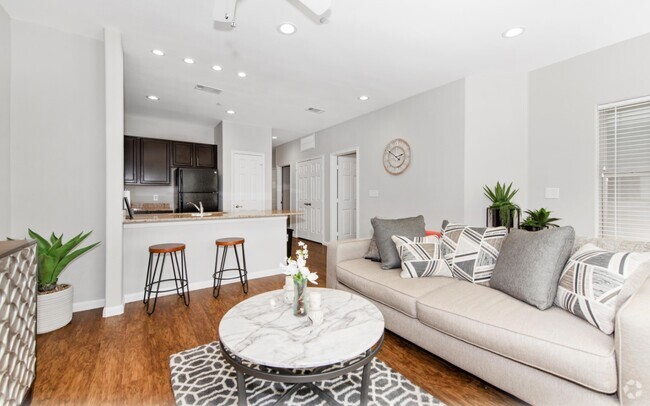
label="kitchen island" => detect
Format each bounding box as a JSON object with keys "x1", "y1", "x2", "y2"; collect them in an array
[{"x1": 122, "y1": 211, "x2": 301, "y2": 304}]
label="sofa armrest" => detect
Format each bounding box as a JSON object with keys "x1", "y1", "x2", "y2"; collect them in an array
[
  {"x1": 325, "y1": 238, "x2": 372, "y2": 289},
  {"x1": 616, "y1": 274, "x2": 650, "y2": 405}
]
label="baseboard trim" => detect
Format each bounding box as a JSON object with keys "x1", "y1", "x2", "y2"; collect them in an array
[
  {"x1": 102, "y1": 304, "x2": 125, "y2": 318},
  {"x1": 122, "y1": 268, "x2": 285, "y2": 304},
  {"x1": 73, "y1": 298, "x2": 106, "y2": 313}
]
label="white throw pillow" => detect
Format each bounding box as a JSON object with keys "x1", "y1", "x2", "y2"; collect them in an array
[
  {"x1": 391, "y1": 235, "x2": 453, "y2": 279},
  {"x1": 555, "y1": 243, "x2": 650, "y2": 334}
]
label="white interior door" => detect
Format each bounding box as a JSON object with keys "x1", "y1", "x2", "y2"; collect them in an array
[
  {"x1": 296, "y1": 157, "x2": 323, "y2": 242},
  {"x1": 337, "y1": 155, "x2": 357, "y2": 240},
  {"x1": 232, "y1": 152, "x2": 265, "y2": 212}
]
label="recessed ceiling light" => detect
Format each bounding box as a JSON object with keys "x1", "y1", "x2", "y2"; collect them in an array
[
  {"x1": 359, "y1": 95, "x2": 369, "y2": 101},
  {"x1": 146, "y1": 95, "x2": 159, "y2": 101},
  {"x1": 212, "y1": 65, "x2": 223, "y2": 71},
  {"x1": 278, "y1": 23, "x2": 297, "y2": 35},
  {"x1": 226, "y1": 110, "x2": 236, "y2": 115},
  {"x1": 502, "y1": 27, "x2": 525, "y2": 39},
  {"x1": 272, "y1": 136, "x2": 278, "y2": 140},
  {"x1": 183, "y1": 57, "x2": 195, "y2": 64},
  {"x1": 151, "y1": 49, "x2": 165, "y2": 56},
  {"x1": 237, "y1": 72, "x2": 247, "y2": 78}
]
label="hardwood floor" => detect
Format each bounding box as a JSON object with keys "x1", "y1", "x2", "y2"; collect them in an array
[{"x1": 32, "y1": 239, "x2": 523, "y2": 405}]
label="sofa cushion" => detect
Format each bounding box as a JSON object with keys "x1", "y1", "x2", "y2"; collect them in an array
[
  {"x1": 371, "y1": 215, "x2": 426, "y2": 269},
  {"x1": 336, "y1": 258, "x2": 455, "y2": 317},
  {"x1": 391, "y1": 235, "x2": 453, "y2": 279},
  {"x1": 555, "y1": 243, "x2": 650, "y2": 334},
  {"x1": 416, "y1": 282, "x2": 617, "y2": 393},
  {"x1": 440, "y1": 222, "x2": 508, "y2": 284}
]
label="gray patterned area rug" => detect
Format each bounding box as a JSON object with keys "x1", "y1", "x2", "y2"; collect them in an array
[{"x1": 170, "y1": 342, "x2": 443, "y2": 406}]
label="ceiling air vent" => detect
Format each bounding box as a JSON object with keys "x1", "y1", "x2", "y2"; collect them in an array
[
  {"x1": 306, "y1": 107, "x2": 325, "y2": 114},
  {"x1": 194, "y1": 84, "x2": 223, "y2": 95}
]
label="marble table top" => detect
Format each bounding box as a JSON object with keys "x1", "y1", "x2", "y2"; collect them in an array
[{"x1": 219, "y1": 288, "x2": 385, "y2": 369}]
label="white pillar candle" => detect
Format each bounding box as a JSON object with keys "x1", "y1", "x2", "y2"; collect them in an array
[
  {"x1": 284, "y1": 276, "x2": 294, "y2": 290},
  {"x1": 310, "y1": 292, "x2": 322, "y2": 309}
]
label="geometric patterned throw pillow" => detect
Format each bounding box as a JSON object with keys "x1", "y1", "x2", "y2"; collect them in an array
[
  {"x1": 392, "y1": 235, "x2": 453, "y2": 279},
  {"x1": 440, "y1": 222, "x2": 508, "y2": 285},
  {"x1": 555, "y1": 243, "x2": 650, "y2": 334}
]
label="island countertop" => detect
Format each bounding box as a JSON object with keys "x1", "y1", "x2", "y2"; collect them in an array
[{"x1": 123, "y1": 210, "x2": 302, "y2": 224}]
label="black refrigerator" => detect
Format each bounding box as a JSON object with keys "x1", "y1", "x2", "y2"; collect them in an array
[{"x1": 175, "y1": 168, "x2": 219, "y2": 213}]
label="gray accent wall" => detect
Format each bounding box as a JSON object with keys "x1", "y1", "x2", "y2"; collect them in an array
[
  {"x1": 9, "y1": 20, "x2": 106, "y2": 307},
  {"x1": 528, "y1": 32, "x2": 650, "y2": 236},
  {"x1": 275, "y1": 79, "x2": 466, "y2": 240},
  {"x1": 0, "y1": 5, "x2": 10, "y2": 238}
]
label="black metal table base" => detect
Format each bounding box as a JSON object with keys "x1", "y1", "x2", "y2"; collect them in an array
[{"x1": 220, "y1": 333, "x2": 384, "y2": 406}]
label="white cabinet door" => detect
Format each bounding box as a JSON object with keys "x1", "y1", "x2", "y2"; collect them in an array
[
  {"x1": 296, "y1": 157, "x2": 323, "y2": 242},
  {"x1": 337, "y1": 156, "x2": 357, "y2": 240},
  {"x1": 232, "y1": 152, "x2": 265, "y2": 212}
]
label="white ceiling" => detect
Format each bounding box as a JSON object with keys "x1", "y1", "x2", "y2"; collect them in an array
[{"x1": 2, "y1": 0, "x2": 650, "y2": 146}]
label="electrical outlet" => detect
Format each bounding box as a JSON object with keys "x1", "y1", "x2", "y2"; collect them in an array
[
  {"x1": 368, "y1": 190, "x2": 379, "y2": 198},
  {"x1": 153, "y1": 194, "x2": 159, "y2": 201}
]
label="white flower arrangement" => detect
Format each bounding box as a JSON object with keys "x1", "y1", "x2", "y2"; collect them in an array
[{"x1": 281, "y1": 241, "x2": 318, "y2": 284}]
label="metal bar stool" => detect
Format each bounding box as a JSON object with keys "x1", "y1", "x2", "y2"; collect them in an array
[
  {"x1": 213, "y1": 238, "x2": 249, "y2": 298},
  {"x1": 143, "y1": 243, "x2": 190, "y2": 315}
]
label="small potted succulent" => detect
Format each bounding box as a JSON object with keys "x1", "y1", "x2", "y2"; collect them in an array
[
  {"x1": 28, "y1": 229, "x2": 100, "y2": 334},
  {"x1": 520, "y1": 208, "x2": 561, "y2": 231},
  {"x1": 483, "y1": 182, "x2": 521, "y2": 229}
]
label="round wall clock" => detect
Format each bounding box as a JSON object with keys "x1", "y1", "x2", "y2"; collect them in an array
[{"x1": 383, "y1": 138, "x2": 411, "y2": 175}]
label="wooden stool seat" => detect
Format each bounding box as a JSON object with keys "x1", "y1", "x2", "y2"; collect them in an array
[
  {"x1": 215, "y1": 238, "x2": 245, "y2": 247},
  {"x1": 149, "y1": 243, "x2": 186, "y2": 254}
]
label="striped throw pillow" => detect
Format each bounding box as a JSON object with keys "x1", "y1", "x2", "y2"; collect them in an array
[
  {"x1": 391, "y1": 235, "x2": 453, "y2": 279},
  {"x1": 555, "y1": 243, "x2": 650, "y2": 334}
]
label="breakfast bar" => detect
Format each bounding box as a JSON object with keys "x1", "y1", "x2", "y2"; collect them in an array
[{"x1": 122, "y1": 211, "x2": 301, "y2": 304}]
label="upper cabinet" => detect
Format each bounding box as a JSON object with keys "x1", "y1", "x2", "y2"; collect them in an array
[
  {"x1": 125, "y1": 136, "x2": 218, "y2": 185},
  {"x1": 124, "y1": 136, "x2": 139, "y2": 184},
  {"x1": 140, "y1": 138, "x2": 171, "y2": 185},
  {"x1": 195, "y1": 143, "x2": 217, "y2": 168}
]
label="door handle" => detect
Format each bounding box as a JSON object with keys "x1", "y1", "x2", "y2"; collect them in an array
[
  {"x1": 235, "y1": 205, "x2": 243, "y2": 208},
  {"x1": 304, "y1": 202, "x2": 312, "y2": 206}
]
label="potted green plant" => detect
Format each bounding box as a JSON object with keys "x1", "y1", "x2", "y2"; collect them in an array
[
  {"x1": 520, "y1": 208, "x2": 561, "y2": 231},
  {"x1": 483, "y1": 182, "x2": 521, "y2": 229},
  {"x1": 28, "y1": 229, "x2": 100, "y2": 334}
]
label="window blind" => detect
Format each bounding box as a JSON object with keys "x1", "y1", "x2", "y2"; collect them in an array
[{"x1": 598, "y1": 97, "x2": 650, "y2": 240}]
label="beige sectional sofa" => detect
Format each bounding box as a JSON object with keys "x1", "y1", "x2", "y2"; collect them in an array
[{"x1": 326, "y1": 237, "x2": 650, "y2": 405}]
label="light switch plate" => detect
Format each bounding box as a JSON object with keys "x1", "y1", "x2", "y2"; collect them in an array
[
  {"x1": 544, "y1": 187, "x2": 560, "y2": 199},
  {"x1": 368, "y1": 190, "x2": 379, "y2": 198},
  {"x1": 153, "y1": 194, "x2": 159, "y2": 201}
]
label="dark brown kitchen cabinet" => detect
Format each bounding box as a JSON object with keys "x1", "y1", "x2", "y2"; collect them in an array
[
  {"x1": 172, "y1": 141, "x2": 194, "y2": 167},
  {"x1": 195, "y1": 144, "x2": 217, "y2": 168},
  {"x1": 140, "y1": 138, "x2": 171, "y2": 185},
  {"x1": 124, "y1": 136, "x2": 139, "y2": 184}
]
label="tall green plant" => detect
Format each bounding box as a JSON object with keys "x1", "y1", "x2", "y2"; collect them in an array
[
  {"x1": 28, "y1": 229, "x2": 100, "y2": 292},
  {"x1": 483, "y1": 182, "x2": 520, "y2": 228}
]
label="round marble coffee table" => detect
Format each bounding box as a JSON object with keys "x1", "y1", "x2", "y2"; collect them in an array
[{"x1": 219, "y1": 288, "x2": 385, "y2": 405}]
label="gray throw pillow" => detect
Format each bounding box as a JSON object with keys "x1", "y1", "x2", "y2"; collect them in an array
[
  {"x1": 490, "y1": 227, "x2": 575, "y2": 310},
  {"x1": 364, "y1": 237, "x2": 381, "y2": 262},
  {"x1": 371, "y1": 215, "x2": 426, "y2": 269}
]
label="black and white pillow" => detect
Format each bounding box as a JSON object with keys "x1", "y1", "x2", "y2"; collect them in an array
[
  {"x1": 555, "y1": 243, "x2": 650, "y2": 334},
  {"x1": 440, "y1": 222, "x2": 508, "y2": 285},
  {"x1": 391, "y1": 235, "x2": 453, "y2": 279}
]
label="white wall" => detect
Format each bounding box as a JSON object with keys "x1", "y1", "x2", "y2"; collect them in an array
[
  {"x1": 528, "y1": 32, "x2": 650, "y2": 237},
  {"x1": 464, "y1": 72, "x2": 529, "y2": 225},
  {"x1": 275, "y1": 80, "x2": 466, "y2": 240},
  {"x1": 219, "y1": 121, "x2": 273, "y2": 211},
  {"x1": 9, "y1": 20, "x2": 106, "y2": 308},
  {"x1": 0, "y1": 6, "x2": 10, "y2": 238},
  {"x1": 125, "y1": 114, "x2": 216, "y2": 144}
]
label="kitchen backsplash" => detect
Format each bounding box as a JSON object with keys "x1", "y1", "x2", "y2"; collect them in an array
[{"x1": 125, "y1": 185, "x2": 175, "y2": 209}]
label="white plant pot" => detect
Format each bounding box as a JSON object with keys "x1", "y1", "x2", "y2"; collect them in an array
[{"x1": 37, "y1": 284, "x2": 73, "y2": 334}]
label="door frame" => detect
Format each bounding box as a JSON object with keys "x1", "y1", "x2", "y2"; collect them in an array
[
  {"x1": 294, "y1": 155, "x2": 325, "y2": 243},
  {"x1": 329, "y1": 147, "x2": 360, "y2": 242},
  {"x1": 230, "y1": 150, "x2": 266, "y2": 211}
]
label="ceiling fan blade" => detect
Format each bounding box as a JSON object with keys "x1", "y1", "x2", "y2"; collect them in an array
[{"x1": 296, "y1": 0, "x2": 331, "y2": 16}]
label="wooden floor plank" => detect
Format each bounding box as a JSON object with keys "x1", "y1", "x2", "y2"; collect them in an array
[{"x1": 32, "y1": 239, "x2": 523, "y2": 405}]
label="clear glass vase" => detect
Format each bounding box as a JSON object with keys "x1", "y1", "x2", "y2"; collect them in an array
[{"x1": 293, "y1": 278, "x2": 308, "y2": 317}]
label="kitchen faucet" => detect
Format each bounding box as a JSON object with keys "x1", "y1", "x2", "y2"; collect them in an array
[{"x1": 188, "y1": 201, "x2": 203, "y2": 215}]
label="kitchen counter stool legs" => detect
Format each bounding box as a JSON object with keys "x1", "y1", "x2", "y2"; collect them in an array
[
  {"x1": 213, "y1": 238, "x2": 249, "y2": 298},
  {"x1": 143, "y1": 243, "x2": 190, "y2": 315}
]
